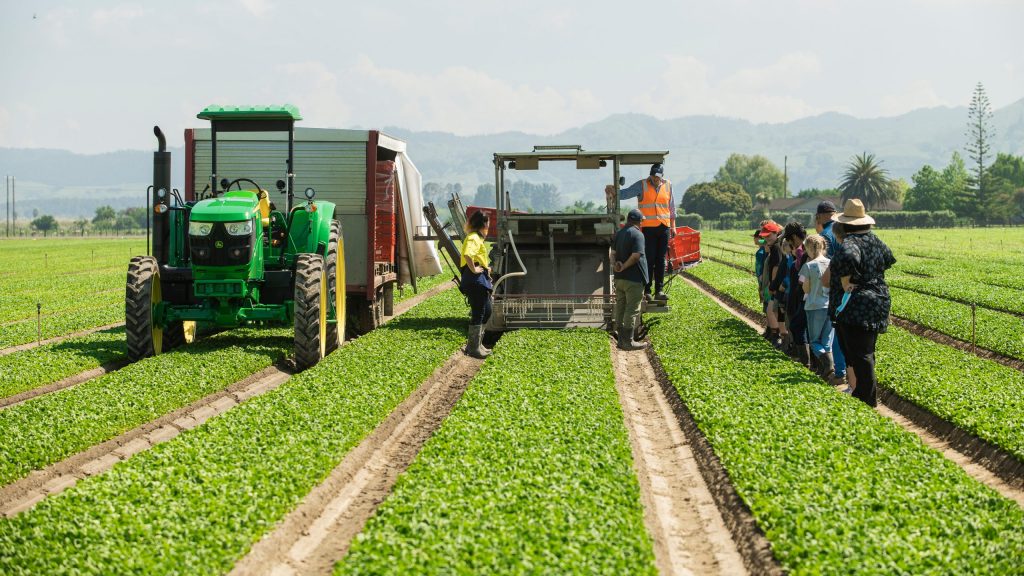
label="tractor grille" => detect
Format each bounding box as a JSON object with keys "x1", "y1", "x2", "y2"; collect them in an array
[{"x1": 190, "y1": 223, "x2": 254, "y2": 266}]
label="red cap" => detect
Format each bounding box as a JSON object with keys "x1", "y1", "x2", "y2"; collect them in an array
[{"x1": 758, "y1": 222, "x2": 783, "y2": 237}]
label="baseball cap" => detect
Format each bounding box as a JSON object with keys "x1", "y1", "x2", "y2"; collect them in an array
[
  {"x1": 627, "y1": 208, "x2": 644, "y2": 222},
  {"x1": 650, "y1": 163, "x2": 664, "y2": 177},
  {"x1": 816, "y1": 200, "x2": 837, "y2": 215},
  {"x1": 757, "y1": 221, "x2": 783, "y2": 237}
]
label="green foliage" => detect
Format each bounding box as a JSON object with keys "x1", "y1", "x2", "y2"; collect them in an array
[
  {"x1": 0, "y1": 291, "x2": 467, "y2": 575},
  {"x1": 337, "y1": 329, "x2": 656, "y2": 575},
  {"x1": 965, "y1": 82, "x2": 995, "y2": 223},
  {"x1": 682, "y1": 181, "x2": 752, "y2": 219},
  {"x1": 649, "y1": 278, "x2": 1024, "y2": 574},
  {"x1": 796, "y1": 187, "x2": 839, "y2": 199},
  {"x1": 0, "y1": 328, "x2": 126, "y2": 400},
  {"x1": 675, "y1": 212, "x2": 703, "y2": 229},
  {"x1": 714, "y1": 153, "x2": 786, "y2": 199},
  {"x1": 870, "y1": 210, "x2": 957, "y2": 228},
  {"x1": 0, "y1": 328, "x2": 293, "y2": 486},
  {"x1": 838, "y1": 152, "x2": 897, "y2": 210},
  {"x1": 30, "y1": 215, "x2": 57, "y2": 236},
  {"x1": 0, "y1": 238, "x2": 144, "y2": 347},
  {"x1": 92, "y1": 205, "x2": 116, "y2": 225}
]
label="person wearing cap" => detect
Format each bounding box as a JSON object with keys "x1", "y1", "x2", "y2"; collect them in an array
[
  {"x1": 611, "y1": 209, "x2": 649, "y2": 350},
  {"x1": 815, "y1": 200, "x2": 847, "y2": 386},
  {"x1": 781, "y1": 222, "x2": 810, "y2": 367},
  {"x1": 757, "y1": 220, "x2": 786, "y2": 346},
  {"x1": 606, "y1": 163, "x2": 675, "y2": 302},
  {"x1": 827, "y1": 199, "x2": 896, "y2": 407}
]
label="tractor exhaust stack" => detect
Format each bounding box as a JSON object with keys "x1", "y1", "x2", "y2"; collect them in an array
[{"x1": 152, "y1": 126, "x2": 172, "y2": 265}]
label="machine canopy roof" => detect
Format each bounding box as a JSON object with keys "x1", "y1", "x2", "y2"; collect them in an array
[{"x1": 197, "y1": 104, "x2": 302, "y2": 122}]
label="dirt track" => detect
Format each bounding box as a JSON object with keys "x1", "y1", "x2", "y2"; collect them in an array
[
  {"x1": 229, "y1": 351, "x2": 482, "y2": 576},
  {"x1": 611, "y1": 343, "x2": 749, "y2": 576}
]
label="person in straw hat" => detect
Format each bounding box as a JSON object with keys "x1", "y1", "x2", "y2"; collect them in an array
[{"x1": 825, "y1": 199, "x2": 896, "y2": 406}]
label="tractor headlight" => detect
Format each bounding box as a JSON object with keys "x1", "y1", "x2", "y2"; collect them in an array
[
  {"x1": 225, "y1": 220, "x2": 253, "y2": 236},
  {"x1": 189, "y1": 221, "x2": 213, "y2": 236}
]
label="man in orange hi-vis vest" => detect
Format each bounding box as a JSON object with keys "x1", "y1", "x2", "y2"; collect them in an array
[{"x1": 605, "y1": 163, "x2": 675, "y2": 302}]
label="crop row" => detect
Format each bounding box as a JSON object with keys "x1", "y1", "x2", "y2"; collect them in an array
[
  {"x1": 0, "y1": 327, "x2": 293, "y2": 486},
  {"x1": 0, "y1": 289, "x2": 467, "y2": 575},
  {"x1": 0, "y1": 327, "x2": 126, "y2": 400},
  {"x1": 1, "y1": 284, "x2": 122, "y2": 325},
  {"x1": 0, "y1": 300, "x2": 124, "y2": 348},
  {"x1": 688, "y1": 260, "x2": 1024, "y2": 470},
  {"x1": 338, "y1": 329, "x2": 656, "y2": 575},
  {"x1": 693, "y1": 249, "x2": 1024, "y2": 361},
  {"x1": 649, "y1": 279, "x2": 1024, "y2": 573},
  {"x1": 0, "y1": 238, "x2": 144, "y2": 273}
]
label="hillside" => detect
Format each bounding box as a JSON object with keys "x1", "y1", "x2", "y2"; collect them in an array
[{"x1": 1, "y1": 98, "x2": 1022, "y2": 218}]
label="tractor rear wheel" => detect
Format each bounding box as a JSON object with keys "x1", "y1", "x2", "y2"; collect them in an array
[
  {"x1": 294, "y1": 253, "x2": 328, "y2": 371},
  {"x1": 324, "y1": 220, "x2": 345, "y2": 354},
  {"x1": 126, "y1": 256, "x2": 163, "y2": 360}
]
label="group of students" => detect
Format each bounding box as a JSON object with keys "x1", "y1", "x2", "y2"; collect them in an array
[{"x1": 754, "y1": 199, "x2": 896, "y2": 407}]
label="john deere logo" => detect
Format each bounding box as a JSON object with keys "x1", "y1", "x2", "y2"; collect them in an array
[{"x1": 215, "y1": 240, "x2": 224, "y2": 249}]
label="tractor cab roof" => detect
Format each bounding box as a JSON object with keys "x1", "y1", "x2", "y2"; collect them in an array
[
  {"x1": 198, "y1": 105, "x2": 302, "y2": 133},
  {"x1": 198, "y1": 104, "x2": 302, "y2": 121},
  {"x1": 493, "y1": 145, "x2": 668, "y2": 170}
]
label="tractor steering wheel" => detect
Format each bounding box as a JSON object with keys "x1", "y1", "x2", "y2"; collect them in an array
[{"x1": 223, "y1": 178, "x2": 265, "y2": 193}]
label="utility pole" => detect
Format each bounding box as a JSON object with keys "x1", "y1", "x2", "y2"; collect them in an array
[
  {"x1": 10, "y1": 176, "x2": 15, "y2": 236},
  {"x1": 783, "y1": 156, "x2": 788, "y2": 198},
  {"x1": 5, "y1": 175, "x2": 9, "y2": 236}
]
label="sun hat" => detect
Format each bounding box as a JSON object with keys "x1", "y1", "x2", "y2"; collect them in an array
[
  {"x1": 832, "y1": 198, "x2": 875, "y2": 226},
  {"x1": 757, "y1": 221, "x2": 783, "y2": 237}
]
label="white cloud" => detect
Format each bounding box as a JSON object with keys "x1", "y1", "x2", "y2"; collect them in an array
[
  {"x1": 633, "y1": 53, "x2": 822, "y2": 123},
  {"x1": 880, "y1": 81, "x2": 950, "y2": 115},
  {"x1": 279, "y1": 62, "x2": 351, "y2": 126},
  {"x1": 337, "y1": 56, "x2": 604, "y2": 135},
  {"x1": 91, "y1": 4, "x2": 145, "y2": 28},
  {"x1": 238, "y1": 0, "x2": 273, "y2": 17}
]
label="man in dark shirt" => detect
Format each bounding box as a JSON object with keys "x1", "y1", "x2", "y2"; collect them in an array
[{"x1": 611, "y1": 209, "x2": 649, "y2": 350}]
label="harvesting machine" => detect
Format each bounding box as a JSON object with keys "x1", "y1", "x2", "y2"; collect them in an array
[
  {"x1": 424, "y1": 145, "x2": 701, "y2": 336},
  {"x1": 128, "y1": 105, "x2": 344, "y2": 370}
]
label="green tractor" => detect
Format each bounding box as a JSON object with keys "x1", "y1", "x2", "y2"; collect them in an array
[{"x1": 127, "y1": 105, "x2": 345, "y2": 370}]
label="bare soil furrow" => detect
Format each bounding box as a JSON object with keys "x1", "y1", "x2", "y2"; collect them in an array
[
  {"x1": 612, "y1": 343, "x2": 748, "y2": 576},
  {"x1": 229, "y1": 351, "x2": 482, "y2": 576}
]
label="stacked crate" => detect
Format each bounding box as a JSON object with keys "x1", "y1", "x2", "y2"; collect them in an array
[{"x1": 373, "y1": 160, "x2": 397, "y2": 262}]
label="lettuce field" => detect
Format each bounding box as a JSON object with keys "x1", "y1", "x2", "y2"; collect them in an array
[{"x1": 0, "y1": 232, "x2": 1021, "y2": 575}]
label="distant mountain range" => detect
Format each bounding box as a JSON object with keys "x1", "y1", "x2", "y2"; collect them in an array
[{"x1": 2, "y1": 98, "x2": 1022, "y2": 219}]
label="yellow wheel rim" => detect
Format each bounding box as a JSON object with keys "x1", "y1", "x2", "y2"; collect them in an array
[
  {"x1": 183, "y1": 321, "x2": 197, "y2": 344},
  {"x1": 318, "y1": 267, "x2": 328, "y2": 360}
]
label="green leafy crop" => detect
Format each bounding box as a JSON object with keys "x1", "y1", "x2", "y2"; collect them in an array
[{"x1": 337, "y1": 329, "x2": 657, "y2": 575}]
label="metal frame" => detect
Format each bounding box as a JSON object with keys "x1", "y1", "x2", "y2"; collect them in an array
[{"x1": 488, "y1": 146, "x2": 669, "y2": 330}]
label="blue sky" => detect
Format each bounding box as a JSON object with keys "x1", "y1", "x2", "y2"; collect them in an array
[{"x1": 0, "y1": 0, "x2": 1021, "y2": 153}]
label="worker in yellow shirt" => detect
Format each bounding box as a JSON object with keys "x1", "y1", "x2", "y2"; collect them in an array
[{"x1": 460, "y1": 210, "x2": 493, "y2": 358}]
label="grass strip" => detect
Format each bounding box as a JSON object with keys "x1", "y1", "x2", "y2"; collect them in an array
[
  {"x1": 0, "y1": 327, "x2": 292, "y2": 486},
  {"x1": 0, "y1": 328, "x2": 126, "y2": 400},
  {"x1": 0, "y1": 290, "x2": 466, "y2": 575},
  {"x1": 649, "y1": 278, "x2": 1024, "y2": 573},
  {"x1": 337, "y1": 329, "x2": 657, "y2": 575}
]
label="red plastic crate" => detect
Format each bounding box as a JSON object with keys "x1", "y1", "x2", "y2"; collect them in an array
[{"x1": 668, "y1": 226, "x2": 701, "y2": 269}]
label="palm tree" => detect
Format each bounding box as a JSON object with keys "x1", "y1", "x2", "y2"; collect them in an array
[{"x1": 838, "y1": 152, "x2": 897, "y2": 210}]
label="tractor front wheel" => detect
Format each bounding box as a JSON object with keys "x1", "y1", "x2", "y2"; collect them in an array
[
  {"x1": 294, "y1": 253, "x2": 328, "y2": 371},
  {"x1": 126, "y1": 256, "x2": 164, "y2": 360}
]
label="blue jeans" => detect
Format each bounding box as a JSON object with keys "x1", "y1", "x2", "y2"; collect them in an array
[
  {"x1": 832, "y1": 324, "x2": 847, "y2": 377},
  {"x1": 805, "y1": 308, "x2": 833, "y2": 357}
]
